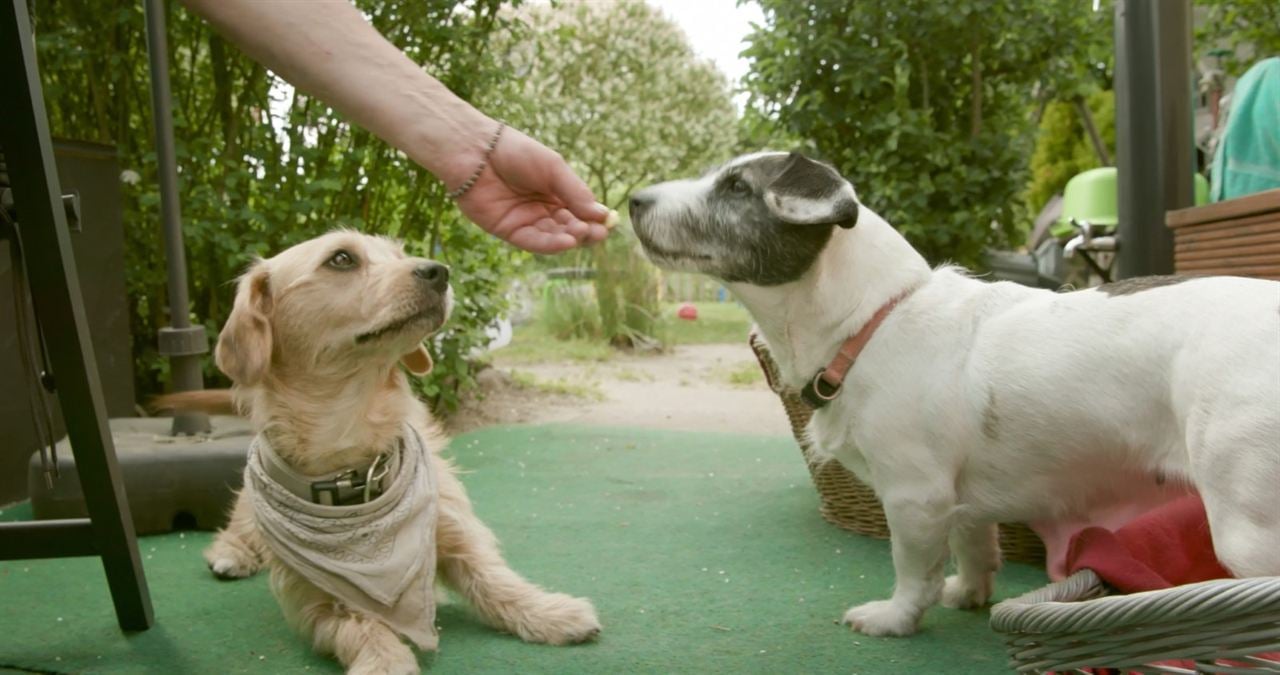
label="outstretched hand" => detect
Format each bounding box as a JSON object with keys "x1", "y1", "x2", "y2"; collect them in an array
[{"x1": 455, "y1": 127, "x2": 611, "y2": 254}]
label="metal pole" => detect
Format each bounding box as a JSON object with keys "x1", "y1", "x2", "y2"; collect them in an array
[
  {"x1": 1114, "y1": 0, "x2": 1194, "y2": 279},
  {"x1": 143, "y1": 0, "x2": 209, "y2": 435}
]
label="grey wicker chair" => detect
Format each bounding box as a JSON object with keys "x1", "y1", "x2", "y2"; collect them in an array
[{"x1": 990, "y1": 569, "x2": 1280, "y2": 673}]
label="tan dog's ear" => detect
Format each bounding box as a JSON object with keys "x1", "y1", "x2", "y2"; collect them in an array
[
  {"x1": 215, "y1": 265, "x2": 273, "y2": 385},
  {"x1": 399, "y1": 343, "x2": 433, "y2": 376}
]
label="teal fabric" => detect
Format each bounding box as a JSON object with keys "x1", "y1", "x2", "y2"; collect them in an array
[{"x1": 1211, "y1": 57, "x2": 1280, "y2": 201}]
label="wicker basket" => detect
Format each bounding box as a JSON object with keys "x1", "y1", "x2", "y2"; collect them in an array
[
  {"x1": 990, "y1": 569, "x2": 1280, "y2": 673},
  {"x1": 749, "y1": 330, "x2": 1046, "y2": 565}
]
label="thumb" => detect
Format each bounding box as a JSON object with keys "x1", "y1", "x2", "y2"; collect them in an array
[{"x1": 548, "y1": 161, "x2": 609, "y2": 223}]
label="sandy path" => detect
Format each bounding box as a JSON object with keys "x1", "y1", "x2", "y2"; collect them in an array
[{"x1": 451, "y1": 344, "x2": 792, "y2": 437}]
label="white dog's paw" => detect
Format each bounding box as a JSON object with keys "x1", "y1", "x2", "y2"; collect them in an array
[
  {"x1": 841, "y1": 600, "x2": 920, "y2": 637},
  {"x1": 510, "y1": 593, "x2": 602, "y2": 646},
  {"x1": 941, "y1": 574, "x2": 992, "y2": 610},
  {"x1": 346, "y1": 641, "x2": 419, "y2": 675},
  {"x1": 203, "y1": 540, "x2": 261, "y2": 580}
]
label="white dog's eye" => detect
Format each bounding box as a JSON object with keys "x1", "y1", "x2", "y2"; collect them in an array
[
  {"x1": 327, "y1": 250, "x2": 357, "y2": 270},
  {"x1": 728, "y1": 177, "x2": 752, "y2": 196}
]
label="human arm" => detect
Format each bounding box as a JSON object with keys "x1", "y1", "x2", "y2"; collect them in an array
[{"x1": 179, "y1": 0, "x2": 609, "y2": 253}]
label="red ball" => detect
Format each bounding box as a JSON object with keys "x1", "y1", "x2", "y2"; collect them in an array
[{"x1": 677, "y1": 303, "x2": 698, "y2": 320}]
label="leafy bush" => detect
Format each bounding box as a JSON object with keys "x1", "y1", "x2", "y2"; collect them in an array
[
  {"x1": 494, "y1": 0, "x2": 735, "y2": 348},
  {"x1": 32, "y1": 0, "x2": 524, "y2": 412},
  {"x1": 537, "y1": 224, "x2": 667, "y2": 349},
  {"x1": 1025, "y1": 90, "x2": 1116, "y2": 215},
  {"x1": 590, "y1": 226, "x2": 666, "y2": 348},
  {"x1": 540, "y1": 276, "x2": 602, "y2": 341},
  {"x1": 1196, "y1": 0, "x2": 1280, "y2": 77},
  {"x1": 495, "y1": 0, "x2": 738, "y2": 210},
  {"x1": 744, "y1": 1, "x2": 1112, "y2": 265}
]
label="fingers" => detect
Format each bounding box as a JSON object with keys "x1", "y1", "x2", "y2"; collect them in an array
[
  {"x1": 553, "y1": 208, "x2": 590, "y2": 240},
  {"x1": 507, "y1": 225, "x2": 579, "y2": 254},
  {"x1": 584, "y1": 223, "x2": 609, "y2": 243},
  {"x1": 558, "y1": 215, "x2": 609, "y2": 247},
  {"x1": 546, "y1": 161, "x2": 609, "y2": 224}
]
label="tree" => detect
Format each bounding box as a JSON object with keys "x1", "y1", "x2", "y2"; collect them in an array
[
  {"x1": 492, "y1": 0, "x2": 738, "y2": 346},
  {"x1": 1197, "y1": 0, "x2": 1280, "y2": 77},
  {"x1": 1025, "y1": 90, "x2": 1116, "y2": 215},
  {"x1": 32, "y1": 0, "x2": 523, "y2": 411},
  {"x1": 493, "y1": 0, "x2": 738, "y2": 210},
  {"x1": 744, "y1": 0, "x2": 1112, "y2": 266}
]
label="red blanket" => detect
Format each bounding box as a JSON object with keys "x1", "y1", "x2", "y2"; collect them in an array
[
  {"x1": 1064, "y1": 495, "x2": 1231, "y2": 592},
  {"x1": 1053, "y1": 495, "x2": 1278, "y2": 673}
]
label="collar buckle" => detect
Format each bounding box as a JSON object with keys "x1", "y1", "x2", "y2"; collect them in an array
[
  {"x1": 802, "y1": 371, "x2": 843, "y2": 409},
  {"x1": 798, "y1": 287, "x2": 918, "y2": 410},
  {"x1": 309, "y1": 453, "x2": 391, "y2": 506}
]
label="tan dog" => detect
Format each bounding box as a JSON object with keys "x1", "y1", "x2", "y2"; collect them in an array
[{"x1": 165, "y1": 231, "x2": 599, "y2": 674}]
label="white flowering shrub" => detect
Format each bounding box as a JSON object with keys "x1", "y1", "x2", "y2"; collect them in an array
[{"x1": 489, "y1": 0, "x2": 739, "y2": 347}]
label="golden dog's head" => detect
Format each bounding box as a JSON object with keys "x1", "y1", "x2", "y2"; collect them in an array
[{"x1": 216, "y1": 230, "x2": 451, "y2": 385}]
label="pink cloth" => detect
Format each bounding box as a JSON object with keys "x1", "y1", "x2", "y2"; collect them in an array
[
  {"x1": 1031, "y1": 477, "x2": 1194, "y2": 581},
  {"x1": 1040, "y1": 495, "x2": 1278, "y2": 673},
  {"x1": 1062, "y1": 495, "x2": 1231, "y2": 592}
]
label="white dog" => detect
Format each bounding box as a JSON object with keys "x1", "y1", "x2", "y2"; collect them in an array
[
  {"x1": 629, "y1": 152, "x2": 1280, "y2": 637},
  {"x1": 163, "y1": 231, "x2": 600, "y2": 674}
]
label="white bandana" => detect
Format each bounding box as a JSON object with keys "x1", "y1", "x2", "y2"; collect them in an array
[{"x1": 245, "y1": 425, "x2": 438, "y2": 650}]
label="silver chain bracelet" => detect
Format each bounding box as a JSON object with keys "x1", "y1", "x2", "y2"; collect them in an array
[{"x1": 446, "y1": 122, "x2": 505, "y2": 200}]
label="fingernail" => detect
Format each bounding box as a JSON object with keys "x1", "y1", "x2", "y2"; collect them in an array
[{"x1": 591, "y1": 201, "x2": 610, "y2": 217}]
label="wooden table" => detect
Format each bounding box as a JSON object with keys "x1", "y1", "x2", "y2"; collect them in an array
[{"x1": 1166, "y1": 188, "x2": 1280, "y2": 280}]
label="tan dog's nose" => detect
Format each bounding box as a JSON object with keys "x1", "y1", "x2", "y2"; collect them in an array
[{"x1": 413, "y1": 262, "x2": 449, "y2": 293}]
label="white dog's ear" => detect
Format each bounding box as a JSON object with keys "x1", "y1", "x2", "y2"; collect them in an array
[
  {"x1": 399, "y1": 343, "x2": 433, "y2": 376},
  {"x1": 763, "y1": 152, "x2": 859, "y2": 228},
  {"x1": 215, "y1": 264, "x2": 273, "y2": 385}
]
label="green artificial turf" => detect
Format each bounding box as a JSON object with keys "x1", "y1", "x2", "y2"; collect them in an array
[{"x1": 0, "y1": 425, "x2": 1046, "y2": 673}]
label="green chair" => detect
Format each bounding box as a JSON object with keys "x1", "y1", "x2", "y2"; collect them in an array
[{"x1": 1054, "y1": 167, "x2": 1208, "y2": 281}]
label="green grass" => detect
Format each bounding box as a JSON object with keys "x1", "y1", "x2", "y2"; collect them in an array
[
  {"x1": 494, "y1": 302, "x2": 752, "y2": 366},
  {"x1": 663, "y1": 302, "x2": 753, "y2": 345},
  {"x1": 718, "y1": 361, "x2": 765, "y2": 388},
  {"x1": 510, "y1": 370, "x2": 604, "y2": 400},
  {"x1": 614, "y1": 368, "x2": 655, "y2": 383},
  {"x1": 496, "y1": 322, "x2": 615, "y2": 365}
]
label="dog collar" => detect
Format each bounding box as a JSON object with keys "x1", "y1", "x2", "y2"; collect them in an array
[
  {"x1": 256, "y1": 435, "x2": 402, "y2": 507},
  {"x1": 801, "y1": 290, "x2": 914, "y2": 409}
]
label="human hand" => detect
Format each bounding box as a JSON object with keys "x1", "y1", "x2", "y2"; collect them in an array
[{"x1": 454, "y1": 126, "x2": 611, "y2": 254}]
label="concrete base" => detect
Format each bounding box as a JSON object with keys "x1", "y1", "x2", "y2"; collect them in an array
[{"x1": 27, "y1": 416, "x2": 251, "y2": 534}]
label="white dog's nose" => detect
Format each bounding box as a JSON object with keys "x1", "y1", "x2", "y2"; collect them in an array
[{"x1": 629, "y1": 192, "x2": 655, "y2": 221}]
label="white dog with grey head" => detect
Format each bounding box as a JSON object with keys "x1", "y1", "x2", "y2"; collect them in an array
[{"x1": 629, "y1": 151, "x2": 1280, "y2": 637}]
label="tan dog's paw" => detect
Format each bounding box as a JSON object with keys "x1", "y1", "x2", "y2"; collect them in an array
[
  {"x1": 345, "y1": 641, "x2": 418, "y2": 675},
  {"x1": 203, "y1": 538, "x2": 262, "y2": 580},
  {"x1": 511, "y1": 593, "x2": 602, "y2": 645},
  {"x1": 941, "y1": 574, "x2": 992, "y2": 609},
  {"x1": 841, "y1": 600, "x2": 920, "y2": 637}
]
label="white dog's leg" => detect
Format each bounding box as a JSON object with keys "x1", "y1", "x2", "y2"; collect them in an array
[
  {"x1": 843, "y1": 485, "x2": 953, "y2": 637},
  {"x1": 1192, "y1": 410, "x2": 1280, "y2": 579},
  {"x1": 942, "y1": 521, "x2": 999, "y2": 609},
  {"x1": 435, "y1": 463, "x2": 601, "y2": 645},
  {"x1": 272, "y1": 565, "x2": 419, "y2": 675},
  {"x1": 204, "y1": 487, "x2": 268, "y2": 579}
]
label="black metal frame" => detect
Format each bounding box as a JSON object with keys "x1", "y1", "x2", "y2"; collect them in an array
[{"x1": 0, "y1": 0, "x2": 153, "y2": 632}]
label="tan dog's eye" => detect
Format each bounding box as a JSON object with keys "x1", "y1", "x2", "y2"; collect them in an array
[{"x1": 326, "y1": 249, "x2": 358, "y2": 270}]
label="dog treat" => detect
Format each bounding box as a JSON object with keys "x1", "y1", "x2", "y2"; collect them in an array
[{"x1": 604, "y1": 209, "x2": 619, "y2": 229}]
